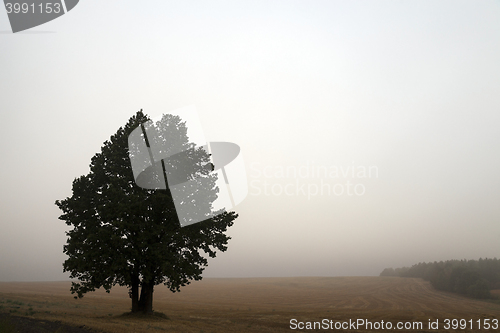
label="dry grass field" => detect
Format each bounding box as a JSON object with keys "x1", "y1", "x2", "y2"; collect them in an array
[{"x1": 0, "y1": 277, "x2": 499, "y2": 332}]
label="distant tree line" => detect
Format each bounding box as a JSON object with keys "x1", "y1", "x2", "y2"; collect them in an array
[{"x1": 380, "y1": 258, "x2": 500, "y2": 299}]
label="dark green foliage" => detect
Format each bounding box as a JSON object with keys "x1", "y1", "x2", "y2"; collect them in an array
[
  {"x1": 379, "y1": 268, "x2": 396, "y2": 276},
  {"x1": 381, "y1": 258, "x2": 500, "y2": 299},
  {"x1": 379, "y1": 267, "x2": 409, "y2": 277},
  {"x1": 56, "y1": 110, "x2": 237, "y2": 313}
]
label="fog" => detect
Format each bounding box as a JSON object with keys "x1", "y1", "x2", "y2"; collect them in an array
[{"x1": 0, "y1": 0, "x2": 499, "y2": 281}]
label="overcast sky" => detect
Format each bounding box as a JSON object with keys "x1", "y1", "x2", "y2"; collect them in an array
[{"x1": 1, "y1": 0, "x2": 499, "y2": 282}]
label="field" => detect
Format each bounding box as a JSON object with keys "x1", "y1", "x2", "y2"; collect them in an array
[{"x1": 0, "y1": 277, "x2": 499, "y2": 332}]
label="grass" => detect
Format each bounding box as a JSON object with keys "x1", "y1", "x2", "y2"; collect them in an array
[
  {"x1": 0, "y1": 318, "x2": 16, "y2": 333},
  {"x1": 119, "y1": 311, "x2": 169, "y2": 320},
  {"x1": 0, "y1": 278, "x2": 499, "y2": 332}
]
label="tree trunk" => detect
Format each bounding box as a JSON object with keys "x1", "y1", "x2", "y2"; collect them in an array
[
  {"x1": 138, "y1": 280, "x2": 154, "y2": 313},
  {"x1": 130, "y1": 275, "x2": 140, "y2": 313}
]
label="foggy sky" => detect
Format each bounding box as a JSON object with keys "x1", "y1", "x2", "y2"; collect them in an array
[{"x1": 1, "y1": 0, "x2": 499, "y2": 282}]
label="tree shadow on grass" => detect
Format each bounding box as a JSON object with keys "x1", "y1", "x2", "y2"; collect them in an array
[{"x1": 118, "y1": 311, "x2": 170, "y2": 321}]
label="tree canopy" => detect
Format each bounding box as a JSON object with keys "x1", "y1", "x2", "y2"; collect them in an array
[
  {"x1": 380, "y1": 258, "x2": 500, "y2": 299},
  {"x1": 56, "y1": 110, "x2": 237, "y2": 313}
]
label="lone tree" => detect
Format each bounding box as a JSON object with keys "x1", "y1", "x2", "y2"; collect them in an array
[{"x1": 56, "y1": 110, "x2": 237, "y2": 313}]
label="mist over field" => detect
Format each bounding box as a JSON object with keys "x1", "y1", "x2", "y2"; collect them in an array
[
  {"x1": 2, "y1": 277, "x2": 499, "y2": 332},
  {"x1": 1, "y1": 0, "x2": 500, "y2": 282}
]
